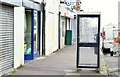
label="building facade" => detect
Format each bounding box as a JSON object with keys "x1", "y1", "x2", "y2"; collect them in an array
[
  {"x1": 0, "y1": 0, "x2": 42, "y2": 76},
  {"x1": 0, "y1": 0, "x2": 77, "y2": 76},
  {"x1": 0, "y1": 0, "x2": 22, "y2": 76},
  {"x1": 59, "y1": 1, "x2": 76, "y2": 49},
  {"x1": 41, "y1": 0, "x2": 60, "y2": 55}
]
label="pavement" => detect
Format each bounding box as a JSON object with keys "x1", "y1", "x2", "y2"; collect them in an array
[
  {"x1": 103, "y1": 53, "x2": 120, "y2": 77},
  {"x1": 10, "y1": 44, "x2": 109, "y2": 76}
]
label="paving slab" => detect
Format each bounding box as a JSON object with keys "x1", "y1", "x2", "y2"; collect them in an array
[{"x1": 10, "y1": 44, "x2": 108, "y2": 76}]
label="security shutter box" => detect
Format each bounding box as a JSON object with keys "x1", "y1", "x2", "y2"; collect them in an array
[{"x1": 0, "y1": 4, "x2": 14, "y2": 76}]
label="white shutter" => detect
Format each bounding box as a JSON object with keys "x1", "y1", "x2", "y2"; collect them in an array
[{"x1": 0, "y1": 4, "x2": 14, "y2": 76}]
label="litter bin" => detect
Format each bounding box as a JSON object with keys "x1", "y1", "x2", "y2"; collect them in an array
[{"x1": 65, "y1": 30, "x2": 72, "y2": 45}]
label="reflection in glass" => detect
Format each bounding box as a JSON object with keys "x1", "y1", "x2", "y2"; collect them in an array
[
  {"x1": 79, "y1": 47, "x2": 97, "y2": 66},
  {"x1": 79, "y1": 17, "x2": 98, "y2": 43},
  {"x1": 24, "y1": 10, "x2": 32, "y2": 54},
  {"x1": 34, "y1": 11, "x2": 39, "y2": 54}
]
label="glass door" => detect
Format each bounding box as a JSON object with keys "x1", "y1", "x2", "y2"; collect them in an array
[
  {"x1": 34, "y1": 11, "x2": 38, "y2": 54},
  {"x1": 34, "y1": 10, "x2": 40, "y2": 58}
]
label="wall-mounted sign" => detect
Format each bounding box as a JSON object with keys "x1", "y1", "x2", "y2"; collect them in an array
[
  {"x1": 60, "y1": 6, "x2": 74, "y2": 19},
  {"x1": 65, "y1": 1, "x2": 71, "y2": 6},
  {"x1": 65, "y1": 0, "x2": 76, "y2": 6},
  {"x1": 76, "y1": 0, "x2": 80, "y2": 2},
  {"x1": 76, "y1": 2, "x2": 80, "y2": 6}
]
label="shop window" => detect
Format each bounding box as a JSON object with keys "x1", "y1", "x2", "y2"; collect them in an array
[
  {"x1": 24, "y1": 10, "x2": 32, "y2": 54},
  {"x1": 34, "y1": 11, "x2": 39, "y2": 54}
]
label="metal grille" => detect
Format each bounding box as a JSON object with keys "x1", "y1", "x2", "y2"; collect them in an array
[{"x1": 0, "y1": 4, "x2": 14, "y2": 76}]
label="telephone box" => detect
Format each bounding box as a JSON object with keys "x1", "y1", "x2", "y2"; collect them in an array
[{"x1": 77, "y1": 13, "x2": 100, "y2": 70}]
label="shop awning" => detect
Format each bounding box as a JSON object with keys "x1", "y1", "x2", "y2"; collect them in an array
[{"x1": 60, "y1": 5, "x2": 76, "y2": 19}]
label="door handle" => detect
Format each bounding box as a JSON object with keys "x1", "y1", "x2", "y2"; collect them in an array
[{"x1": 94, "y1": 35, "x2": 96, "y2": 40}]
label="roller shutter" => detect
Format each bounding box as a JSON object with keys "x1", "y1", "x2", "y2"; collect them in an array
[{"x1": 0, "y1": 4, "x2": 14, "y2": 76}]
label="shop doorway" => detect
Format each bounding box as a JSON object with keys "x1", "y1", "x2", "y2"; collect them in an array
[{"x1": 24, "y1": 10, "x2": 41, "y2": 60}]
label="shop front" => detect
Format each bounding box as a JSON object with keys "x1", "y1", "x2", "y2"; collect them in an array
[
  {"x1": 0, "y1": 0, "x2": 21, "y2": 76},
  {"x1": 23, "y1": 0, "x2": 41, "y2": 60},
  {"x1": 60, "y1": 16, "x2": 66, "y2": 49},
  {"x1": 59, "y1": 6, "x2": 75, "y2": 49}
]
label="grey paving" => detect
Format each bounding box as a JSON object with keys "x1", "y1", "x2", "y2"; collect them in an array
[
  {"x1": 104, "y1": 54, "x2": 119, "y2": 77},
  {"x1": 11, "y1": 44, "x2": 108, "y2": 76}
]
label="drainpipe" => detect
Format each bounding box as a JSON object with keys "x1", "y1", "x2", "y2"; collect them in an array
[
  {"x1": 41, "y1": 1, "x2": 46, "y2": 56},
  {"x1": 58, "y1": 8, "x2": 61, "y2": 49}
]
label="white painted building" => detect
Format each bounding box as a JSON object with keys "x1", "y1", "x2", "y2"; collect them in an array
[
  {"x1": 0, "y1": 0, "x2": 23, "y2": 76},
  {"x1": 59, "y1": 0, "x2": 76, "y2": 48},
  {"x1": 0, "y1": 0, "x2": 76, "y2": 76},
  {"x1": 42, "y1": 0, "x2": 76, "y2": 55},
  {"x1": 119, "y1": 1, "x2": 120, "y2": 29},
  {"x1": 0, "y1": 0, "x2": 42, "y2": 76},
  {"x1": 42, "y1": 0, "x2": 60, "y2": 55}
]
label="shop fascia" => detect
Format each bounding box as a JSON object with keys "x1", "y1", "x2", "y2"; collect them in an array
[
  {"x1": 60, "y1": 5, "x2": 75, "y2": 19},
  {"x1": 0, "y1": 0, "x2": 21, "y2": 6}
]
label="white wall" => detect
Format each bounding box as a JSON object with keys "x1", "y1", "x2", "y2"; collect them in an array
[
  {"x1": 53, "y1": 14, "x2": 59, "y2": 51},
  {"x1": 119, "y1": 1, "x2": 120, "y2": 29},
  {"x1": 45, "y1": 0, "x2": 59, "y2": 55},
  {"x1": 45, "y1": 12, "x2": 54, "y2": 55},
  {"x1": 53, "y1": 0, "x2": 59, "y2": 51},
  {"x1": 14, "y1": 7, "x2": 25, "y2": 68},
  {"x1": 45, "y1": 0, "x2": 54, "y2": 55},
  {"x1": 34, "y1": 0, "x2": 42, "y2": 3},
  {"x1": 1, "y1": 0, "x2": 22, "y2": 6}
]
